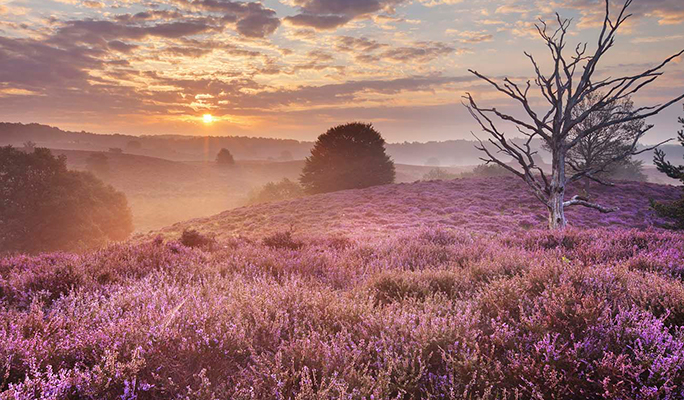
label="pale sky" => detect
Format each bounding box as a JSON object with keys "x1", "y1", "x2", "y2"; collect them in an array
[{"x1": 0, "y1": 0, "x2": 683, "y2": 142}]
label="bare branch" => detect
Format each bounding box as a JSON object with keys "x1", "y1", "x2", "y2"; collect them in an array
[{"x1": 563, "y1": 195, "x2": 618, "y2": 213}]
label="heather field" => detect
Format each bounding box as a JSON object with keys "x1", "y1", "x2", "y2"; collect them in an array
[
  {"x1": 2, "y1": 178, "x2": 684, "y2": 399},
  {"x1": 159, "y1": 177, "x2": 681, "y2": 240}
]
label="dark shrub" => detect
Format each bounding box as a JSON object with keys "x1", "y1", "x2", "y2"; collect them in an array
[
  {"x1": 248, "y1": 178, "x2": 304, "y2": 205},
  {"x1": 180, "y1": 229, "x2": 214, "y2": 249},
  {"x1": 422, "y1": 168, "x2": 458, "y2": 181},
  {"x1": 262, "y1": 231, "x2": 303, "y2": 250},
  {"x1": 653, "y1": 109, "x2": 684, "y2": 229},
  {"x1": 85, "y1": 152, "x2": 110, "y2": 177}
]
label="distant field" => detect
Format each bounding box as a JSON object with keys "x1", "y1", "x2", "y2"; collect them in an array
[
  {"x1": 157, "y1": 176, "x2": 681, "y2": 241},
  {"x1": 53, "y1": 149, "x2": 467, "y2": 232}
]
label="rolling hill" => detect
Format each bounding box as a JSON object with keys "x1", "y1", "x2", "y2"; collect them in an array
[
  {"x1": 2, "y1": 177, "x2": 683, "y2": 398},
  {"x1": 156, "y1": 176, "x2": 682, "y2": 240},
  {"x1": 51, "y1": 149, "x2": 468, "y2": 232}
]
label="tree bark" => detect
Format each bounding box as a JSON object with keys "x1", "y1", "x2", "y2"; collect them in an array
[{"x1": 548, "y1": 145, "x2": 567, "y2": 229}]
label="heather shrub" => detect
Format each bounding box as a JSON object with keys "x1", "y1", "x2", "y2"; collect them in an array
[
  {"x1": 370, "y1": 269, "x2": 469, "y2": 304},
  {"x1": 180, "y1": 229, "x2": 215, "y2": 249},
  {"x1": 2, "y1": 227, "x2": 684, "y2": 398},
  {"x1": 262, "y1": 230, "x2": 303, "y2": 250},
  {"x1": 0, "y1": 253, "x2": 84, "y2": 307},
  {"x1": 247, "y1": 178, "x2": 305, "y2": 205}
]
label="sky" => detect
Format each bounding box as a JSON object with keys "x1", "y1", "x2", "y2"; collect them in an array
[{"x1": 0, "y1": 0, "x2": 683, "y2": 143}]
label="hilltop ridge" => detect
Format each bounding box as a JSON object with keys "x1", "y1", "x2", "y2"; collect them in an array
[{"x1": 156, "y1": 176, "x2": 681, "y2": 241}]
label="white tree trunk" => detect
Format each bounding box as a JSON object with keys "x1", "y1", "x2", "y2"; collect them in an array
[{"x1": 548, "y1": 145, "x2": 567, "y2": 229}]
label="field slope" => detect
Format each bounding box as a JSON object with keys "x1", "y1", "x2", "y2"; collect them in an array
[
  {"x1": 1, "y1": 178, "x2": 683, "y2": 399},
  {"x1": 159, "y1": 176, "x2": 680, "y2": 239}
]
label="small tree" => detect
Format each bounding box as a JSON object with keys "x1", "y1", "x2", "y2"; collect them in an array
[
  {"x1": 86, "y1": 152, "x2": 110, "y2": 177},
  {"x1": 0, "y1": 146, "x2": 133, "y2": 253},
  {"x1": 465, "y1": 0, "x2": 684, "y2": 229},
  {"x1": 22, "y1": 141, "x2": 36, "y2": 153},
  {"x1": 562, "y1": 93, "x2": 647, "y2": 185},
  {"x1": 216, "y1": 148, "x2": 235, "y2": 166},
  {"x1": 653, "y1": 108, "x2": 684, "y2": 229},
  {"x1": 300, "y1": 122, "x2": 395, "y2": 194}
]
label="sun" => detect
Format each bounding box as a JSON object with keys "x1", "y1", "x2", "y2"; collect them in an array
[{"x1": 203, "y1": 114, "x2": 214, "y2": 124}]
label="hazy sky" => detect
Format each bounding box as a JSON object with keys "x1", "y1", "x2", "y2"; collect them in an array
[{"x1": 0, "y1": 0, "x2": 683, "y2": 142}]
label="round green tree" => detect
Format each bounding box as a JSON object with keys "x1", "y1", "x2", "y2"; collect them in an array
[{"x1": 300, "y1": 123, "x2": 395, "y2": 194}]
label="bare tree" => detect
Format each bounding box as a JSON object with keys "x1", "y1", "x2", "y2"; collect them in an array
[{"x1": 464, "y1": 0, "x2": 684, "y2": 229}]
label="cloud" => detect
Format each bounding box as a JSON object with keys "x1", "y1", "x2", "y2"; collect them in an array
[
  {"x1": 0, "y1": 36, "x2": 104, "y2": 88},
  {"x1": 336, "y1": 36, "x2": 457, "y2": 64},
  {"x1": 631, "y1": 34, "x2": 684, "y2": 44},
  {"x1": 336, "y1": 36, "x2": 387, "y2": 52},
  {"x1": 283, "y1": 0, "x2": 407, "y2": 30},
  {"x1": 235, "y1": 12, "x2": 280, "y2": 37},
  {"x1": 550, "y1": 0, "x2": 684, "y2": 28},
  {"x1": 51, "y1": 19, "x2": 219, "y2": 47},
  {"x1": 419, "y1": 0, "x2": 463, "y2": 6},
  {"x1": 82, "y1": 1, "x2": 104, "y2": 8},
  {"x1": 447, "y1": 30, "x2": 494, "y2": 44},
  {"x1": 378, "y1": 42, "x2": 456, "y2": 62},
  {"x1": 284, "y1": 14, "x2": 350, "y2": 30}
]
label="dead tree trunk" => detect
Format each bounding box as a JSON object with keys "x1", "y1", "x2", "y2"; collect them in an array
[
  {"x1": 549, "y1": 147, "x2": 566, "y2": 229},
  {"x1": 464, "y1": 0, "x2": 684, "y2": 229}
]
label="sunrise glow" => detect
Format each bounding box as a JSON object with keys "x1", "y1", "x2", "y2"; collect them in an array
[{"x1": 0, "y1": 0, "x2": 681, "y2": 141}]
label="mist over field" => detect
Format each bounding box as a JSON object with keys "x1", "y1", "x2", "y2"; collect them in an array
[{"x1": 2, "y1": 0, "x2": 684, "y2": 398}]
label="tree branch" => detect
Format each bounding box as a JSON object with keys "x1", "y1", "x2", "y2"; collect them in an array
[{"x1": 563, "y1": 195, "x2": 618, "y2": 213}]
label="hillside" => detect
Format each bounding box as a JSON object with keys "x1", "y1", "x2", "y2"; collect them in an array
[
  {"x1": 2, "y1": 178, "x2": 683, "y2": 398},
  {"x1": 52, "y1": 149, "x2": 468, "y2": 232},
  {"x1": 6, "y1": 121, "x2": 683, "y2": 167},
  {"x1": 157, "y1": 177, "x2": 681, "y2": 240}
]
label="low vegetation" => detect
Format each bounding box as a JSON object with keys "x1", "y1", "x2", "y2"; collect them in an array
[
  {"x1": 247, "y1": 178, "x2": 304, "y2": 205},
  {"x1": 1, "y1": 227, "x2": 683, "y2": 398}
]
